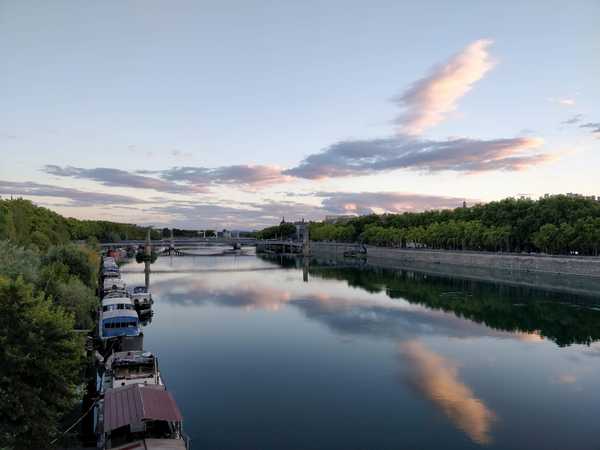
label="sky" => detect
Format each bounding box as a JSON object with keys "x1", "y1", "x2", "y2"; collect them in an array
[{"x1": 1, "y1": 0, "x2": 599, "y2": 229}]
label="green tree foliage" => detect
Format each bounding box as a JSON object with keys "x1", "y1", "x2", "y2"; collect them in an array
[
  {"x1": 0, "y1": 201, "x2": 108, "y2": 447},
  {"x1": 310, "y1": 223, "x2": 356, "y2": 242},
  {"x1": 0, "y1": 241, "x2": 41, "y2": 284},
  {"x1": 0, "y1": 240, "x2": 99, "y2": 330},
  {"x1": 256, "y1": 223, "x2": 297, "y2": 240},
  {"x1": 0, "y1": 277, "x2": 83, "y2": 449},
  {"x1": 259, "y1": 195, "x2": 600, "y2": 255},
  {"x1": 0, "y1": 198, "x2": 158, "y2": 245},
  {"x1": 43, "y1": 244, "x2": 99, "y2": 290},
  {"x1": 38, "y1": 262, "x2": 97, "y2": 330}
]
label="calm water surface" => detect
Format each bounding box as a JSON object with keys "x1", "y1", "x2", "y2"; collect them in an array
[{"x1": 121, "y1": 248, "x2": 600, "y2": 450}]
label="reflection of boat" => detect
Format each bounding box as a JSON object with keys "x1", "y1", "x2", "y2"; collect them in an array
[
  {"x1": 96, "y1": 384, "x2": 190, "y2": 449},
  {"x1": 102, "y1": 350, "x2": 162, "y2": 391},
  {"x1": 129, "y1": 285, "x2": 153, "y2": 311}
]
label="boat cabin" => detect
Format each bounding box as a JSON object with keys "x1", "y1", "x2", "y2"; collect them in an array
[
  {"x1": 102, "y1": 297, "x2": 135, "y2": 313},
  {"x1": 99, "y1": 309, "x2": 140, "y2": 340},
  {"x1": 104, "y1": 289, "x2": 130, "y2": 299},
  {"x1": 98, "y1": 384, "x2": 189, "y2": 449},
  {"x1": 102, "y1": 269, "x2": 121, "y2": 279},
  {"x1": 103, "y1": 351, "x2": 161, "y2": 390},
  {"x1": 103, "y1": 278, "x2": 127, "y2": 294}
]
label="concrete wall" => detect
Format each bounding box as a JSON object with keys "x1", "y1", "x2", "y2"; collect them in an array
[
  {"x1": 310, "y1": 241, "x2": 363, "y2": 256},
  {"x1": 366, "y1": 246, "x2": 600, "y2": 277},
  {"x1": 310, "y1": 242, "x2": 600, "y2": 278}
]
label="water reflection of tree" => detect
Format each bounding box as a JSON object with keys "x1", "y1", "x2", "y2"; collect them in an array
[{"x1": 260, "y1": 255, "x2": 600, "y2": 347}]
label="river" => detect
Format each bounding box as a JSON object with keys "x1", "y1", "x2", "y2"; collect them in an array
[{"x1": 120, "y1": 246, "x2": 600, "y2": 450}]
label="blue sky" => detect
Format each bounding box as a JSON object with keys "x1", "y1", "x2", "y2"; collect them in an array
[{"x1": 1, "y1": 0, "x2": 598, "y2": 229}]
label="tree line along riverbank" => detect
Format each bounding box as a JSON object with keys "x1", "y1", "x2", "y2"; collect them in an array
[
  {"x1": 0, "y1": 199, "x2": 158, "y2": 449},
  {"x1": 298, "y1": 195, "x2": 600, "y2": 256}
]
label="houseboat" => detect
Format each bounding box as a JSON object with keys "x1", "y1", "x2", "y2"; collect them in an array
[
  {"x1": 103, "y1": 278, "x2": 127, "y2": 296},
  {"x1": 98, "y1": 298, "x2": 141, "y2": 342},
  {"x1": 101, "y1": 350, "x2": 162, "y2": 391},
  {"x1": 103, "y1": 289, "x2": 130, "y2": 300},
  {"x1": 96, "y1": 384, "x2": 189, "y2": 450},
  {"x1": 102, "y1": 268, "x2": 121, "y2": 279}
]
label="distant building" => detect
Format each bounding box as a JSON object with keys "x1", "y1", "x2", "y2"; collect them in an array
[{"x1": 294, "y1": 219, "x2": 308, "y2": 242}]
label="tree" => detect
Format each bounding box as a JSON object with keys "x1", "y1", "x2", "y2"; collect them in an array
[
  {"x1": 0, "y1": 240, "x2": 40, "y2": 285},
  {"x1": 532, "y1": 224, "x2": 559, "y2": 254},
  {"x1": 43, "y1": 244, "x2": 98, "y2": 289},
  {"x1": 0, "y1": 277, "x2": 83, "y2": 449}
]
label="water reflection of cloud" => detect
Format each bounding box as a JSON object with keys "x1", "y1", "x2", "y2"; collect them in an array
[
  {"x1": 156, "y1": 279, "x2": 291, "y2": 311},
  {"x1": 399, "y1": 340, "x2": 496, "y2": 445},
  {"x1": 156, "y1": 277, "x2": 541, "y2": 344},
  {"x1": 555, "y1": 374, "x2": 577, "y2": 384},
  {"x1": 513, "y1": 331, "x2": 544, "y2": 343}
]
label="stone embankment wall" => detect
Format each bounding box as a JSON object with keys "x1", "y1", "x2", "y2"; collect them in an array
[
  {"x1": 310, "y1": 242, "x2": 600, "y2": 278},
  {"x1": 309, "y1": 241, "x2": 364, "y2": 256}
]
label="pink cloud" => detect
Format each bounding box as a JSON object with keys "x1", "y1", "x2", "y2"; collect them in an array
[
  {"x1": 394, "y1": 39, "x2": 495, "y2": 135},
  {"x1": 399, "y1": 340, "x2": 497, "y2": 444}
]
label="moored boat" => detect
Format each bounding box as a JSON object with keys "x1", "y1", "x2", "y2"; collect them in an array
[
  {"x1": 101, "y1": 350, "x2": 162, "y2": 391},
  {"x1": 96, "y1": 384, "x2": 189, "y2": 449},
  {"x1": 103, "y1": 278, "x2": 127, "y2": 296},
  {"x1": 103, "y1": 289, "x2": 130, "y2": 300},
  {"x1": 99, "y1": 297, "x2": 141, "y2": 341},
  {"x1": 129, "y1": 285, "x2": 153, "y2": 311}
]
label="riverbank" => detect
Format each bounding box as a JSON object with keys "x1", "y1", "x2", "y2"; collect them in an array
[
  {"x1": 310, "y1": 242, "x2": 600, "y2": 297},
  {"x1": 311, "y1": 242, "x2": 600, "y2": 277}
]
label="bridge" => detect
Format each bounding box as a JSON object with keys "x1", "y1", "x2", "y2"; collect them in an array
[
  {"x1": 100, "y1": 237, "x2": 257, "y2": 250},
  {"x1": 100, "y1": 229, "x2": 313, "y2": 257}
]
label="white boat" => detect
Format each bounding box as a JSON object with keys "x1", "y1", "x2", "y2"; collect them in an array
[
  {"x1": 102, "y1": 269, "x2": 121, "y2": 279},
  {"x1": 104, "y1": 289, "x2": 130, "y2": 299},
  {"x1": 102, "y1": 350, "x2": 162, "y2": 391},
  {"x1": 98, "y1": 297, "x2": 140, "y2": 341},
  {"x1": 103, "y1": 278, "x2": 127, "y2": 295},
  {"x1": 129, "y1": 285, "x2": 153, "y2": 311}
]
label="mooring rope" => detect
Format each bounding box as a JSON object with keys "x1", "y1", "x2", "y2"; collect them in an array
[{"x1": 50, "y1": 397, "x2": 99, "y2": 446}]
